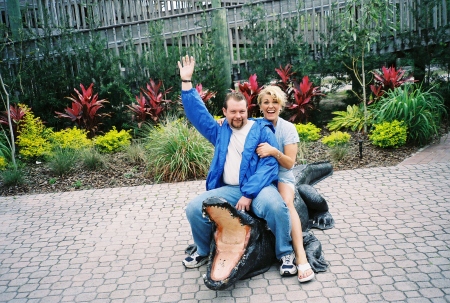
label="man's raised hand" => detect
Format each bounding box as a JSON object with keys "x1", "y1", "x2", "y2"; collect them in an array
[{"x1": 177, "y1": 55, "x2": 195, "y2": 81}]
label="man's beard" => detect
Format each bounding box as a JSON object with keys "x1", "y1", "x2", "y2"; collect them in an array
[{"x1": 230, "y1": 119, "x2": 244, "y2": 129}]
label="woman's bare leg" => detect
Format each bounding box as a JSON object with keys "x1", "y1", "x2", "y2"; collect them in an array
[{"x1": 278, "y1": 182, "x2": 314, "y2": 281}]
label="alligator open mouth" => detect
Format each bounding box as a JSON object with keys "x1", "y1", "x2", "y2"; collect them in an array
[
  {"x1": 206, "y1": 204, "x2": 251, "y2": 281},
  {"x1": 202, "y1": 197, "x2": 276, "y2": 290}
]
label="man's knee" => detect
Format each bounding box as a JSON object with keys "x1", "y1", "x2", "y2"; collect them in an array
[{"x1": 186, "y1": 197, "x2": 204, "y2": 221}]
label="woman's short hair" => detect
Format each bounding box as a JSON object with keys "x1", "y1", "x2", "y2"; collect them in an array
[{"x1": 257, "y1": 86, "x2": 287, "y2": 109}]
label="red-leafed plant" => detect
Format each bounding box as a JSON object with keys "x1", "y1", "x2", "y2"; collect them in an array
[
  {"x1": 0, "y1": 103, "x2": 29, "y2": 127},
  {"x1": 127, "y1": 79, "x2": 172, "y2": 127},
  {"x1": 195, "y1": 84, "x2": 217, "y2": 104},
  {"x1": 275, "y1": 64, "x2": 295, "y2": 100},
  {"x1": 369, "y1": 66, "x2": 415, "y2": 104},
  {"x1": 286, "y1": 76, "x2": 324, "y2": 123},
  {"x1": 0, "y1": 103, "x2": 30, "y2": 146},
  {"x1": 127, "y1": 93, "x2": 149, "y2": 128},
  {"x1": 235, "y1": 74, "x2": 263, "y2": 117},
  {"x1": 55, "y1": 83, "x2": 110, "y2": 138}
]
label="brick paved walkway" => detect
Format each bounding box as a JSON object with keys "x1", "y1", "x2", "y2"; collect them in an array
[{"x1": 1, "y1": 135, "x2": 449, "y2": 303}]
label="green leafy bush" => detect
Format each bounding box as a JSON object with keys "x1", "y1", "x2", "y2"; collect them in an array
[
  {"x1": 327, "y1": 104, "x2": 369, "y2": 132},
  {"x1": 371, "y1": 84, "x2": 447, "y2": 145},
  {"x1": 47, "y1": 147, "x2": 79, "y2": 177},
  {"x1": 94, "y1": 127, "x2": 132, "y2": 153},
  {"x1": 369, "y1": 120, "x2": 407, "y2": 148},
  {"x1": 295, "y1": 122, "x2": 321, "y2": 142},
  {"x1": 50, "y1": 127, "x2": 92, "y2": 150},
  {"x1": 16, "y1": 110, "x2": 53, "y2": 160},
  {"x1": 145, "y1": 118, "x2": 213, "y2": 182},
  {"x1": 321, "y1": 131, "x2": 351, "y2": 147}
]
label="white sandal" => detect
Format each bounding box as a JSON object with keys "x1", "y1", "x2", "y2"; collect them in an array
[{"x1": 297, "y1": 263, "x2": 315, "y2": 283}]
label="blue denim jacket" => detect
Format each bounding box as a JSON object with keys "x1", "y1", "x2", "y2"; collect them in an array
[{"x1": 181, "y1": 88, "x2": 279, "y2": 199}]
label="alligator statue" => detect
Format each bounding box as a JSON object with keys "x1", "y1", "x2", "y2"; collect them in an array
[{"x1": 185, "y1": 161, "x2": 334, "y2": 290}]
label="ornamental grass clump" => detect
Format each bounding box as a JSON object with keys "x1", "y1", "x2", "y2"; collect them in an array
[
  {"x1": 322, "y1": 131, "x2": 351, "y2": 162},
  {"x1": 145, "y1": 118, "x2": 213, "y2": 182},
  {"x1": 1, "y1": 165, "x2": 25, "y2": 186},
  {"x1": 296, "y1": 141, "x2": 309, "y2": 164},
  {"x1": 94, "y1": 127, "x2": 132, "y2": 153},
  {"x1": 369, "y1": 120, "x2": 407, "y2": 148},
  {"x1": 294, "y1": 122, "x2": 321, "y2": 142},
  {"x1": 80, "y1": 148, "x2": 106, "y2": 170},
  {"x1": 124, "y1": 141, "x2": 148, "y2": 165},
  {"x1": 46, "y1": 147, "x2": 79, "y2": 177}
]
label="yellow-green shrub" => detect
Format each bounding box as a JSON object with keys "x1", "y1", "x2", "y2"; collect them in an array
[
  {"x1": 295, "y1": 122, "x2": 321, "y2": 142},
  {"x1": 94, "y1": 127, "x2": 132, "y2": 153},
  {"x1": 369, "y1": 120, "x2": 407, "y2": 148},
  {"x1": 16, "y1": 110, "x2": 52, "y2": 160},
  {"x1": 50, "y1": 127, "x2": 92, "y2": 150},
  {"x1": 0, "y1": 156, "x2": 7, "y2": 170},
  {"x1": 321, "y1": 131, "x2": 351, "y2": 147}
]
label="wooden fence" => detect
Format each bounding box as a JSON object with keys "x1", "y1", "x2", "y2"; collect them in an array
[{"x1": 1, "y1": 0, "x2": 449, "y2": 67}]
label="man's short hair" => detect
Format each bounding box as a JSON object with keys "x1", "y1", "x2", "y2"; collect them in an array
[{"x1": 223, "y1": 91, "x2": 247, "y2": 109}]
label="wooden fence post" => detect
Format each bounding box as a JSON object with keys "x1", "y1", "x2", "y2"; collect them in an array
[
  {"x1": 211, "y1": 0, "x2": 232, "y2": 91},
  {"x1": 6, "y1": 0, "x2": 22, "y2": 39}
]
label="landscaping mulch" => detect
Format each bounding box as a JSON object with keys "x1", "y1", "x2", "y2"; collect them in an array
[{"x1": 0, "y1": 132, "x2": 435, "y2": 197}]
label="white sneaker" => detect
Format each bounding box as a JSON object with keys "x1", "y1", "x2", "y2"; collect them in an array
[
  {"x1": 182, "y1": 251, "x2": 208, "y2": 268},
  {"x1": 279, "y1": 252, "x2": 298, "y2": 276}
]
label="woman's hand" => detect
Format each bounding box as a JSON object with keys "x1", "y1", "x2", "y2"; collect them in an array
[
  {"x1": 256, "y1": 142, "x2": 277, "y2": 158},
  {"x1": 216, "y1": 117, "x2": 225, "y2": 126}
]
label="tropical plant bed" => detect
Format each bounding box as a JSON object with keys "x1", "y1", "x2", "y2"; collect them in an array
[{"x1": 1, "y1": 128, "x2": 434, "y2": 197}]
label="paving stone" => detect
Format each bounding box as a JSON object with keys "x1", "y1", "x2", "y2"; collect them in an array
[{"x1": 1, "y1": 159, "x2": 449, "y2": 303}]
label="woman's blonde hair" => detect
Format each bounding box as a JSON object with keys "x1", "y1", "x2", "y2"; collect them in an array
[{"x1": 257, "y1": 86, "x2": 287, "y2": 109}]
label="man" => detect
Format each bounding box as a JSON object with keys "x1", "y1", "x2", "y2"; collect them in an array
[{"x1": 178, "y1": 55, "x2": 297, "y2": 276}]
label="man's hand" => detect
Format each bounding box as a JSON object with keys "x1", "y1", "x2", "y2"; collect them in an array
[
  {"x1": 177, "y1": 55, "x2": 195, "y2": 81},
  {"x1": 236, "y1": 196, "x2": 252, "y2": 212}
]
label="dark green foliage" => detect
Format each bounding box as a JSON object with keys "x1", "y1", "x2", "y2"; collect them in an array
[
  {"x1": 371, "y1": 84, "x2": 447, "y2": 145},
  {"x1": 239, "y1": 5, "x2": 313, "y2": 86},
  {"x1": 187, "y1": 14, "x2": 230, "y2": 115},
  {"x1": 396, "y1": 0, "x2": 450, "y2": 85}
]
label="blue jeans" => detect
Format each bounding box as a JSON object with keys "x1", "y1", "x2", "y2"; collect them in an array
[{"x1": 185, "y1": 184, "x2": 293, "y2": 260}]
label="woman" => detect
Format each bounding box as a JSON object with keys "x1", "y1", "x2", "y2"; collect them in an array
[
  {"x1": 255, "y1": 86, "x2": 314, "y2": 283},
  {"x1": 218, "y1": 86, "x2": 314, "y2": 283}
]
